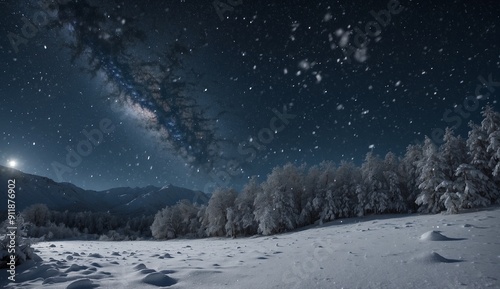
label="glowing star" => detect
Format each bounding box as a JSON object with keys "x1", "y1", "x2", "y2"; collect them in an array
[{"x1": 8, "y1": 159, "x2": 17, "y2": 168}]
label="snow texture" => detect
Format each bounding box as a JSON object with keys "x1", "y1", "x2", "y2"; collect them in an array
[{"x1": 1, "y1": 206, "x2": 499, "y2": 289}]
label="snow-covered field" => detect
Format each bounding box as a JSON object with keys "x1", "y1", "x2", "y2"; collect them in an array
[{"x1": 2, "y1": 207, "x2": 500, "y2": 289}]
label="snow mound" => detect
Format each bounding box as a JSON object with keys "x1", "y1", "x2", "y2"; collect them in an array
[
  {"x1": 133, "y1": 263, "x2": 147, "y2": 270},
  {"x1": 414, "y1": 252, "x2": 463, "y2": 264},
  {"x1": 142, "y1": 272, "x2": 176, "y2": 287},
  {"x1": 65, "y1": 264, "x2": 88, "y2": 273},
  {"x1": 420, "y1": 230, "x2": 458, "y2": 241},
  {"x1": 66, "y1": 278, "x2": 99, "y2": 289}
]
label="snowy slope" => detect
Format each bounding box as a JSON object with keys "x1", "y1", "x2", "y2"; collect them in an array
[
  {"x1": 2, "y1": 207, "x2": 499, "y2": 288},
  {"x1": 0, "y1": 166, "x2": 208, "y2": 217}
]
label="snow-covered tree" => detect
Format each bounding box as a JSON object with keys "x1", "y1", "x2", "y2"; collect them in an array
[
  {"x1": 303, "y1": 161, "x2": 336, "y2": 225},
  {"x1": 454, "y1": 164, "x2": 491, "y2": 209},
  {"x1": 197, "y1": 205, "x2": 208, "y2": 237},
  {"x1": 175, "y1": 200, "x2": 202, "y2": 237},
  {"x1": 300, "y1": 164, "x2": 321, "y2": 226},
  {"x1": 333, "y1": 161, "x2": 362, "y2": 218},
  {"x1": 415, "y1": 137, "x2": 446, "y2": 213},
  {"x1": 1, "y1": 214, "x2": 38, "y2": 268},
  {"x1": 360, "y1": 152, "x2": 388, "y2": 215},
  {"x1": 205, "y1": 187, "x2": 237, "y2": 237},
  {"x1": 488, "y1": 128, "x2": 500, "y2": 181},
  {"x1": 254, "y1": 163, "x2": 304, "y2": 235},
  {"x1": 467, "y1": 121, "x2": 499, "y2": 202},
  {"x1": 253, "y1": 182, "x2": 278, "y2": 236},
  {"x1": 230, "y1": 176, "x2": 261, "y2": 236},
  {"x1": 225, "y1": 207, "x2": 237, "y2": 238},
  {"x1": 151, "y1": 200, "x2": 199, "y2": 240},
  {"x1": 383, "y1": 152, "x2": 406, "y2": 213},
  {"x1": 150, "y1": 206, "x2": 176, "y2": 239},
  {"x1": 481, "y1": 105, "x2": 500, "y2": 137},
  {"x1": 22, "y1": 204, "x2": 51, "y2": 227},
  {"x1": 482, "y1": 105, "x2": 500, "y2": 201},
  {"x1": 309, "y1": 161, "x2": 338, "y2": 223},
  {"x1": 467, "y1": 121, "x2": 491, "y2": 177},
  {"x1": 441, "y1": 128, "x2": 468, "y2": 179},
  {"x1": 400, "y1": 143, "x2": 423, "y2": 212},
  {"x1": 438, "y1": 128, "x2": 469, "y2": 213}
]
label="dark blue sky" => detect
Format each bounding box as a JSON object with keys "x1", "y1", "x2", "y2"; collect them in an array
[{"x1": 1, "y1": 0, "x2": 499, "y2": 192}]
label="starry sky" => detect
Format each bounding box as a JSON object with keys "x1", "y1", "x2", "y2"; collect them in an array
[{"x1": 0, "y1": 0, "x2": 499, "y2": 192}]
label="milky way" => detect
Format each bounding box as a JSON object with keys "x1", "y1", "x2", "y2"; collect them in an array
[{"x1": 45, "y1": 0, "x2": 220, "y2": 170}]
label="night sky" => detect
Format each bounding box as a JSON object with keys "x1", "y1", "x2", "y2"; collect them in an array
[{"x1": 0, "y1": 0, "x2": 499, "y2": 192}]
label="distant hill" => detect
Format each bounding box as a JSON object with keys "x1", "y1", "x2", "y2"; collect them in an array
[{"x1": 0, "y1": 165, "x2": 209, "y2": 217}]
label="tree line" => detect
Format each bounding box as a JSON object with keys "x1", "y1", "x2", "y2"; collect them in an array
[
  {"x1": 151, "y1": 105, "x2": 500, "y2": 238},
  {"x1": 6, "y1": 204, "x2": 154, "y2": 241},
  {"x1": 5, "y1": 106, "x2": 500, "y2": 242}
]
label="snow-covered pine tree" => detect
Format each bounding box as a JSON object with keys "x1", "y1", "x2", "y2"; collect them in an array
[
  {"x1": 481, "y1": 105, "x2": 500, "y2": 137},
  {"x1": 482, "y1": 105, "x2": 500, "y2": 202},
  {"x1": 415, "y1": 136, "x2": 446, "y2": 213},
  {"x1": 383, "y1": 152, "x2": 406, "y2": 213},
  {"x1": 360, "y1": 152, "x2": 389, "y2": 215},
  {"x1": 467, "y1": 121, "x2": 498, "y2": 202},
  {"x1": 454, "y1": 163, "x2": 491, "y2": 209},
  {"x1": 488, "y1": 128, "x2": 500, "y2": 181},
  {"x1": 468, "y1": 121, "x2": 490, "y2": 176},
  {"x1": 441, "y1": 127, "x2": 469, "y2": 179},
  {"x1": 439, "y1": 128, "x2": 469, "y2": 213},
  {"x1": 438, "y1": 180, "x2": 460, "y2": 214},
  {"x1": 400, "y1": 143, "x2": 423, "y2": 212}
]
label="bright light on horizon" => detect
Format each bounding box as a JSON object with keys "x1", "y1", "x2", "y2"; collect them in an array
[{"x1": 7, "y1": 159, "x2": 17, "y2": 168}]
